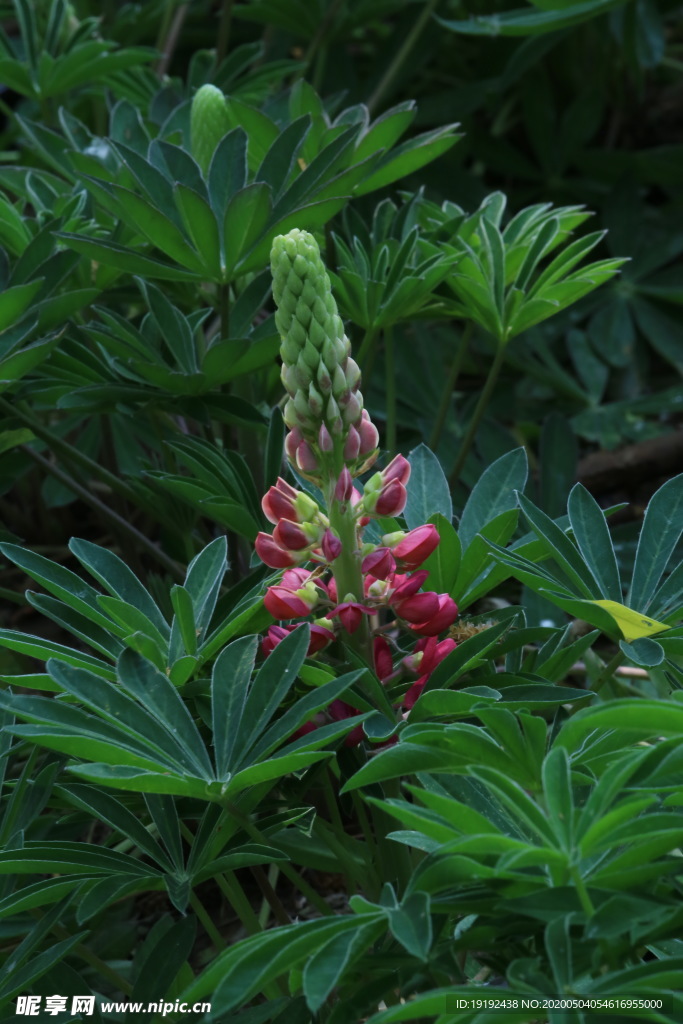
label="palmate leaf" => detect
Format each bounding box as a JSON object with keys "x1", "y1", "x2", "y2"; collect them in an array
[
  {"x1": 0, "y1": 616, "x2": 363, "y2": 800},
  {"x1": 488, "y1": 478, "x2": 683, "y2": 649},
  {"x1": 445, "y1": 196, "x2": 626, "y2": 343}
]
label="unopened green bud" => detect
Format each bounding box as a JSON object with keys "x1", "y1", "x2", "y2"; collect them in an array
[
  {"x1": 271, "y1": 228, "x2": 374, "y2": 476},
  {"x1": 190, "y1": 84, "x2": 232, "y2": 175}
]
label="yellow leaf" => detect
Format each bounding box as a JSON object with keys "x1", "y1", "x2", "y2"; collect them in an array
[{"x1": 592, "y1": 600, "x2": 668, "y2": 642}]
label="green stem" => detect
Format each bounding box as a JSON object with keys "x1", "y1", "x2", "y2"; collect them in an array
[
  {"x1": 156, "y1": 2, "x2": 189, "y2": 78},
  {"x1": 214, "y1": 873, "x2": 287, "y2": 996},
  {"x1": 219, "y1": 283, "x2": 230, "y2": 340},
  {"x1": 258, "y1": 864, "x2": 280, "y2": 927},
  {"x1": 250, "y1": 864, "x2": 290, "y2": 925},
  {"x1": 322, "y1": 767, "x2": 345, "y2": 835},
  {"x1": 448, "y1": 342, "x2": 506, "y2": 487},
  {"x1": 2, "y1": 398, "x2": 148, "y2": 511},
  {"x1": 571, "y1": 865, "x2": 595, "y2": 918},
  {"x1": 216, "y1": 0, "x2": 235, "y2": 67},
  {"x1": 593, "y1": 649, "x2": 625, "y2": 693},
  {"x1": 356, "y1": 326, "x2": 379, "y2": 372},
  {"x1": 376, "y1": 778, "x2": 412, "y2": 892},
  {"x1": 313, "y1": 818, "x2": 367, "y2": 892},
  {"x1": 221, "y1": 799, "x2": 333, "y2": 917},
  {"x1": 385, "y1": 327, "x2": 396, "y2": 458},
  {"x1": 189, "y1": 892, "x2": 227, "y2": 951},
  {"x1": 350, "y1": 792, "x2": 382, "y2": 899},
  {"x1": 19, "y1": 445, "x2": 185, "y2": 580},
  {"x1": 326, "y1": 482, "x2": 371, "y2": 658},
  {"x1": 429, "y1": 322, "x2": 472, "y2": 451},
  {"x1": 368, "y1": 0, "x2": 440, "y2": 114},
  {"x1": 305, "y1": 0, "x2": 345, "y2": 88},
  {"x1": 215, "y1": 872, "x2": 262, "y2": 935}
]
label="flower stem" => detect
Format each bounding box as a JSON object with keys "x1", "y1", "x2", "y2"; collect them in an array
[
  {"x1": 368, "y1": 0, "x2": 440, "y2": 114},
  {"x1": 327, "y1": 484, "x2": 371, "y2": 657},
  {"x1": 429, "y1": 322, "x2": 472, "y2": 451},
  {"x1": 448, "y1": 342, "x2": 506, "y2": 487},
  {"x1": 357, "y1": 327, "x2": 379, "y2": 372}
]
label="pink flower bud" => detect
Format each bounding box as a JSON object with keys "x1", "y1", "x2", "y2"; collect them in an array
[
  {"x1": 334, "y1": 467, "x2": 353, "y2": 503},
  {"x1": 382, "y1": 454, "x2": 411, "y2": 486},
  {"x1": 329, "y1": 599, "x2": 373, "y2": 635},
  {"x1": 264, "y1": 585, "x2": 316, "y2": 619},
  {"x1": 262, "y1": 477, "x2": 300, "y2": 524},
  {"x1": 321, "y1": 528, "x2": 342, "y2": 561},
  {"x1": 261, "y1": 624, "x2": 291, "y2": 657},
  {"x1": 358, "y1": 409, "x2": 379, "y2": 455},
  {"x1": 343, "y1": 425, "x2": 361, "y2": 461},
  {"x1": 281, "y1": 566, "x2": 316, "y2": 590},
  {"x1": 366, "y1": 576, "x2": 389, "y2": 599},
  {"x1": 424, "y1": 636, "x2": 457, "y2": 672},
  {"x1": 373, "y1": 636, "x2": 393, "y2": 682},
  {"x1": 318, "y1": 422, "x2": 334, "y2": 453},
  {"x1": 389, "y1": 524, "x2": 440, "y2": 569},
  {"x1": 390, "y1": 570, "x2": 429, "y2": 602},
  {"x1": 409, "y1": 594, "x2": 458, "y2": 636},
  {"x1": 340, "y1": 389, "x2": 362, "y2": 425},
  {"x1": 403, "y1": 675, "x2": 428, "y2": 711},
  {"x1": 296, "y1": 440, "x2": 319, "y2": 473},
  {"x1": 361, "y1": 547, "x2": 396, "y2": 580},
  {"x1": 375, "y1": 479, "x2": 407, "y2": 517},
  {"x1": 285, "y1": 429, "x2": 302, "y2": 462},
  {"x1": 273, "y1": 519, "x2": 312, "y2": 551},
  {"x1": 309, "y1": 621, "x2": 335, "y2": 652},
  {"x1": 255, "y1": 532, "x2": 298, "y2": 568},
  {"x1": 394, "y1": 590, "x2": 440, "y2": 624}
]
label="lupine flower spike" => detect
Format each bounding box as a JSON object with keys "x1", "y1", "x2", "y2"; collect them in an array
[{"x1": 256, "y1": 228, "x2": 458, "y2": 742}]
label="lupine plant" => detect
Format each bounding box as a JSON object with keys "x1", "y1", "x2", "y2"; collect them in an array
[{"x1": 1, "y1": 0, "x2": 683, "y2": 1020}]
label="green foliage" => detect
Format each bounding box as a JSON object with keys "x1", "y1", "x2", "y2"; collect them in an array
[{"x1": 0, "y1": 0, "x2": 681, "y2": 1019}]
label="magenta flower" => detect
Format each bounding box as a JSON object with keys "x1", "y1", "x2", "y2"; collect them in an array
[
  {"x1": 382, "y1": 453, "x2": 411, "y2": 485},
  {"x1": 264, "y1": 587, "x2": 314, "y2": 619},
  {"x1": 409, "y1": 594, "x2": 458, "y2": 636},
  {"x1": 373, "y1": 635, "x2": 394, "y2": 681},
  {"x1": 255, "y1": 532, "x2": 299, "y2": 568},
  {"x1": 375, "y1": 478, "x2": 408, "y2": 517},
  {"x1": 261, "y1": 622, "x2": 334, "y2": 657},
  {"x1": 361, "y1": 547, "x2": 396, "y2": 580},
  {"x1": 388, "y1": 524, "x2": 440, "y2": 569},
  {"x1": 321, "y1": 529, "x2": 343, "y2": 561},
  {"x1": 394, "y1": 590, "x2": 440, "y2": 624},
  {"x1": 329, "y1": 600, "x2": 374, "y2": 634}
]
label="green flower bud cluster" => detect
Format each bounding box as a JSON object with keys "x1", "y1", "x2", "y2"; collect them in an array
[
  {"x1": 271, "y1": 229, "x2": 365, "y2": 444},
  {"x1": 190, "y1": 84, "x2": 232, "y2": 175}
]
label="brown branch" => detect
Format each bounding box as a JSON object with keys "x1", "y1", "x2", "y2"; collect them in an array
[{"x1": 577, "y1": 428, "x2": 683, "y2": 496}]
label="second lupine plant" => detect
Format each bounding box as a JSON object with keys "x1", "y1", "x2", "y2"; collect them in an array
[{"x1": 255, "y1": 230, "x2": 458, "y2": 729}]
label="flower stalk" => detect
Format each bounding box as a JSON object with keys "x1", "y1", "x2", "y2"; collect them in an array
[{"x1": 256, "y1": 228, "x2": 459, "y2": 724}]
